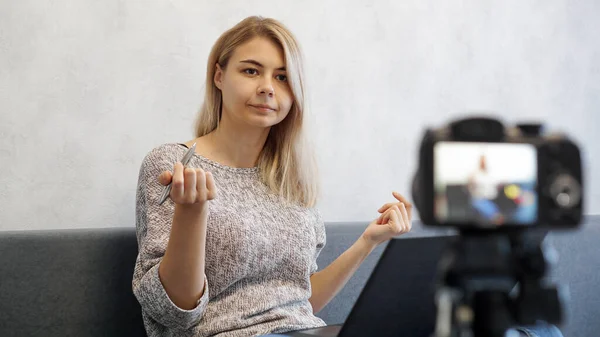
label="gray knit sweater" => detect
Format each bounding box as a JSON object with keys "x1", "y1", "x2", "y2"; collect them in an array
[{"x1": 132, "y1": 143, "x2": 327, "y2": 337}]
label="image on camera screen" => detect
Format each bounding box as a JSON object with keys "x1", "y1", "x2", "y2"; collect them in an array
[{"x1": 434, "y1": 141, "x2": 538, "y2": 226}]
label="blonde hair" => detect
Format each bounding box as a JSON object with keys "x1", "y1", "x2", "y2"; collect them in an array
[{"x1": 194, "y1": 16, "x2": 319, "y2": 207}]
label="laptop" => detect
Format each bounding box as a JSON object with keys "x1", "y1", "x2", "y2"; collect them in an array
[{"x1": 289, "y1": 234, "x2": 455, "y2": 337}]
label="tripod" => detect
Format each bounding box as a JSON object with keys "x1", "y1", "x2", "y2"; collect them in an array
[{"x1": 432, "y1": 231, "x2": 564, "y2": 337}]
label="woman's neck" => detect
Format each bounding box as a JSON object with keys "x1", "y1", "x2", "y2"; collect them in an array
[{"x1": 197, "y1": 123, "x2": 270, "y2": 169}]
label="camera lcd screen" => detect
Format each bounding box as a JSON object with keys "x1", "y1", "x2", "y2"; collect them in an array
[{"x1": 434, "y1": 141, "x2": 538, "y2": 226}]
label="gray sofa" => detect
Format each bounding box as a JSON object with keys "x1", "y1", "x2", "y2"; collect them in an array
[{"x1": 1, "y1": 217, "x2": 598, "y2": 337}]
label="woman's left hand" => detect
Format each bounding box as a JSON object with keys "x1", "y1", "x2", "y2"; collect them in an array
[{"x1": 361, "y1": 191, "x2": 413, "y2": 247}]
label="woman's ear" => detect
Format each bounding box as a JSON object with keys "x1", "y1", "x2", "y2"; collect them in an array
[{"x1": 214, "y1": 63, "x2": 223, "y2": 90}]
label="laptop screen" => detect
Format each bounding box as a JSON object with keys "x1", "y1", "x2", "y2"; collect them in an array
[{"x1": 339, "y1": 235, "x2": 454, "y2": 337}]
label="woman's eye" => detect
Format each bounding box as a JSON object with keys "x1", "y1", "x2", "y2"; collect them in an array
[
  {"x1": 244, "y1": 68, "x2": 258, "y2": 75},
  {"x1": 276, "y1": 74, "x2": 287, "y2": 82}
]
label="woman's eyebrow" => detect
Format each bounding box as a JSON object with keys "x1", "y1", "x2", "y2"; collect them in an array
[{"x1": 239, "y1": 59, "x2": 286, "y2": 71}]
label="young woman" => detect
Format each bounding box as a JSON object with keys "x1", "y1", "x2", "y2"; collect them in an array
[
  {"x1": 132, "y1": 16, "x2": 563, "y2": 337},
  {"x1": 132, "y1": 16, "x2": 412, "y2": 337}
]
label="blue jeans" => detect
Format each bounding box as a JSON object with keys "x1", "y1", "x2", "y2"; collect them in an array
[
  {"x1": 508, "y1": 321, "x2": 564, "y2": 337},
  {"x1": 261, "y1": 322, "x2": 564, "y2": 337}
]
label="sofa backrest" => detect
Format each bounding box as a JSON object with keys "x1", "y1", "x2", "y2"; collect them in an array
[
  {"x1": 0, "y1": 217, "x2": 598, "y2": 337},
  {"x1": 0, "y1": 224, "x2": 393, "y2": 337},
  {"x1": 0, "y1": 228, "x2": 146, "y2": 337},
  {"x1": 547, "y1": 218, "x2": 600, "y2": 337}
]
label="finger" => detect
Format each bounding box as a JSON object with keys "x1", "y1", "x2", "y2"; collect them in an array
[
  {"x1": 171, "y1": 162, "x2": 185, "y2": 200},
  {"x1": 392, "y1": 191, "x2": 410, "y2": 205},
  {"x1": 380, "y1": 205, "x2": 396, "y2": 224},
  {"x1": 393, "y1": 192, "x2": 413, "y2": 219},
  {"x1": 195, "y1": 168, "x2": 206, "y2": 201},
  {"x1": 378, "y1": 202, "x2": 396, "y2": 213},
  {"x1": 388, "y1": 205, "x2": 403, "y2": 233},
  {"x1": 158, "y1": 171, "x2": 172, "y2": 186},
  {"x1": 379, "y1": 203, "x2": 402, "y2": 223},
  {"x1": 184, "y1": 167, "x2": 197, "y2": 203},
  {"x1": 205, "y1": 171, "x2": 217, "y2": 200},
  {"x1": 399, "y1": 203, "x2": 411, "y2": 231},
  {"x1": 392, "y1": 191, "x2": 412, "y2": 208},
  {"x1": 377, "y1": 208, "x2": 390, "y2": 225},
  {"x1": 378, "y1": 192, "x2": 414, "y2": 213},
  {"x1": 389, "y1": 205, "x2": 405, "y2": 234}
]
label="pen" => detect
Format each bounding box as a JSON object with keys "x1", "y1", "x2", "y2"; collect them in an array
[{"x1": 158, "y1": 143, "x2": 197, "y2": 205}]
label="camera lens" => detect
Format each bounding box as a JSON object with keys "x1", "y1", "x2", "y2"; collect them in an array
[{"x1": 549, "y1": 174, "x2": 581, "y2": 209}]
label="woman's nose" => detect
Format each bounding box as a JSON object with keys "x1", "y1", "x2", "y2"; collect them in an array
[{"x1": 258, "y1": 79, "x2": 274, "y2": 96}]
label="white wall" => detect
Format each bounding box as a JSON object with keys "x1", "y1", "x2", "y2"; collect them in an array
[{"x1": 1, "y1": 0, "x2": 598, "y2": 231}]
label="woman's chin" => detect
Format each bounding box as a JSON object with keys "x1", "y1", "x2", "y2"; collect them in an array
[{"x1": 245, "y1": 114, "x2": 281, "y2": 128}]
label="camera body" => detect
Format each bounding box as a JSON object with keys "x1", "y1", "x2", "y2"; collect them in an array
[{"x1": 412, "y1": 116, "x2": 584, "y2": 231}]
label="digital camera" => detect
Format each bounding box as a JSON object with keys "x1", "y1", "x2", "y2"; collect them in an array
[{"x1": 412, "y1": 116, "x2": 584, "y2": 230}]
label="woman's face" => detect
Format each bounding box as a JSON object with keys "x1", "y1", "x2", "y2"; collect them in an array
[{"x1": 214, "y1": 37, "x2": 294, "y2": 130}]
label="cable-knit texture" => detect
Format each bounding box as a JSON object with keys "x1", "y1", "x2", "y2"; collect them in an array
[{"x1": 132, "y1": 143, "x2": 327, "y2": 337}]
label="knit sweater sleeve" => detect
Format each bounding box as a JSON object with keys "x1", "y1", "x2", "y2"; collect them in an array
[{"x1": 132, "y1": 146, "x2": 210, "y2": 331}]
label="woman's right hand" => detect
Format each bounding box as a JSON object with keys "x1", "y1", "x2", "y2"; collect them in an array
[
  {"x1": 158, "y1": 162, "x2": 217, "y2": 207},
  {"x1": 155, "y1": 162, "x2": 214, "y2": 309}
]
